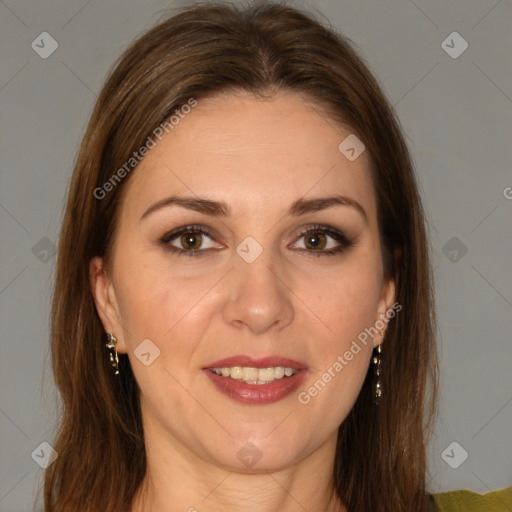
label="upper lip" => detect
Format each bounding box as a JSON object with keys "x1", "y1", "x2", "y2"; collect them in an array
[{"x1": 205, "y1": 355, "x2": 307, "y2": 370}]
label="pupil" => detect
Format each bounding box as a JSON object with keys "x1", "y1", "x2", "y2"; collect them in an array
[
  {"x1": 182, "y1": 232, "x2": 201, "y2": 249},
  {"x1": 306, "y1": 233, "x2": 325, "y2": 250}
]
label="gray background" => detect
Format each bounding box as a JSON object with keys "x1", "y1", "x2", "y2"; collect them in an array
[{"x1": 1, "y1": 0, "x2": 511, "y2": 510}]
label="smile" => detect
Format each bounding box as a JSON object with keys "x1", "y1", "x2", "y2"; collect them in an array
[
  {"x1": 204, "y1": 355, "x2": 308, "y2": 404},
  {"x1": 209, "y1": 366, "x2": 298, "y2": 384}
]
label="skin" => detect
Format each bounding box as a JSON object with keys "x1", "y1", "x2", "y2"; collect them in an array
[{"x1": 90, "y1": 91, "x2": 396, "y2": 512}]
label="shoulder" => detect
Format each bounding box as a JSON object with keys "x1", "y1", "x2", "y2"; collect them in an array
[{"x1": 431, "y1": 487, "x2": 512, "y2": 511}]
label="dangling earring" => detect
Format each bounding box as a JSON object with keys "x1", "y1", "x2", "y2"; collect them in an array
[
  {"x1": 105, "y1": 333, "x2": 119, "y2": 375},
  {"x1": 372, "y1": 335, "x2": 383, "y2": 404}
]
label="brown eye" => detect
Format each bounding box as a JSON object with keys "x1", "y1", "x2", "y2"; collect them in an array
[
  {"x1": 290, "y1": 225, "x2": 353, "y2": 256},
  {"x1": 180, "y1": 232, "x2": 203, "y2": 250},
  {"x1": 304, "y1": 232, "x2": 327, "y2": 250},
  {"x1": 161, "y1": 225, "x2": 222, "y2": 257}
]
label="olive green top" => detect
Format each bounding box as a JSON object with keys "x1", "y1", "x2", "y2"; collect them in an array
[{"x1": 432, "y1": 487, "x2": 512, "y2": 511}]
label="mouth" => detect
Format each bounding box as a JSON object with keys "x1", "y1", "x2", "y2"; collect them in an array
[
  {"x1": 203, "y1": 355, "x2": 308, "y2": 405},
  {"x1": 208, "y1": 365, "x2": 298, "y2": 384}
]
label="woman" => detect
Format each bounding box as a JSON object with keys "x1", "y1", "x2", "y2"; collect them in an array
[{"x1": 44, "y1": 2, "x2": 511, "y2": 511}]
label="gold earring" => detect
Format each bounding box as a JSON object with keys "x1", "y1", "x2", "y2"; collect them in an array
[
  {"x1": 105, "y1": 333, "x2": 119, "y2": 375},
  {"x1": 372, "y1": 344, "x2": 382, "y2": 404}
]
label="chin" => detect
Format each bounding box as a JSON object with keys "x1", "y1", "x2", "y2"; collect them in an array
[{"x1": 200, "y1": 430, "x2": 312, "y2": 473}]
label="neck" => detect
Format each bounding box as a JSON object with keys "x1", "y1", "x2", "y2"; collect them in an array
[{"x1": 130, "y1": 421, "x2": 346, "y2": 512}]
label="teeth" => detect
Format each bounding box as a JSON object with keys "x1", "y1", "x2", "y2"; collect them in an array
[
  {"x1": 274, "y1": 366, "x2": 285, "y2": 379},
  {"x1": 210, "y1": 366, "x2": 298, "y2": 384},
  {"x1": 231, "y1": 366, "x2": 243, "y2": 379},
  {"x1": 242, "y1": 367, "x2": 258, "y2": 382},
  {"x1": 258, "y1": 367, "x2": 275, "y2": 381}
]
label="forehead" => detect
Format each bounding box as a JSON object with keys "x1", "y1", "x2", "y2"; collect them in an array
[{"x1": 120, "y1": 91, "x2": 376, "y2": 221}]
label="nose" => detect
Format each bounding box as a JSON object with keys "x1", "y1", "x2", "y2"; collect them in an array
[{"x1": 221, "y1": 249, "x2": 295, "y2": 335}]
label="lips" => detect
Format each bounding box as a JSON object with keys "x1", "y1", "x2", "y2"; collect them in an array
[
  {"x1": 205, "y1": 355, "x2": 307, "y2": 370},
  {"x1": 203, "y1": 355, "x2": 308, "y2": 405}
]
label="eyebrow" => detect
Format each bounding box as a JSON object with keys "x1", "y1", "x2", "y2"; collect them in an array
[{"x1": 140, "y1": 194, "x2": 367, "y2": 222}]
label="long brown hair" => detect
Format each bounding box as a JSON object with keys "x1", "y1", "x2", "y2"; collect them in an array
[{"x1": 44, "y1": 2, "x2": 438, "y2": 510}]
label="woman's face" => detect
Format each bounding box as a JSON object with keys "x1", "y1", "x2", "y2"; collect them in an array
[{"x1": 91, "y1": 91, "x2": 395, "y2": 472}]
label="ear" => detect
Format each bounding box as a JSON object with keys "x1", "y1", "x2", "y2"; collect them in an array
[
  {"x1": 374, "y1": 248, "x2": 401, "y2": 348},
  {"x1": 89, "y1": 256, "x2": 127, "y2": 353}
]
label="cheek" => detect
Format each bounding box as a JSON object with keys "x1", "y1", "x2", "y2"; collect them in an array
[
  {"x1": 112, "y1": 250, "x2": 224, "y2": 395},
  {"x1": 114, "y1": 251, "x2": 216, "y2": 339},
  {"x1": 112, "y1": 257, "x2": 215, "y2": 405},
  {"x1": 294, "y1": 291, "x2": 376, "y2": 434},
  {"x1": 292, "y1": 254, "x2": 382, "y2": 416},
  {"x1": 300, "y1": 256, "x2": 383, "y2": 351}
]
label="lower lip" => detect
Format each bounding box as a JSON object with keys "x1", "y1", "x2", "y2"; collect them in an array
[{"x1": 203, "y1": 369, "x2": 308, "y2": 405}]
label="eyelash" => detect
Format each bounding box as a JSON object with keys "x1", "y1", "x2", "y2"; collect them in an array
[
  {"x1": 160, "y1": 225, "x2": 217, "y2": 258},
  {"x1": 159, "y1": 224, "x2": 353, "y2": 258}
]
